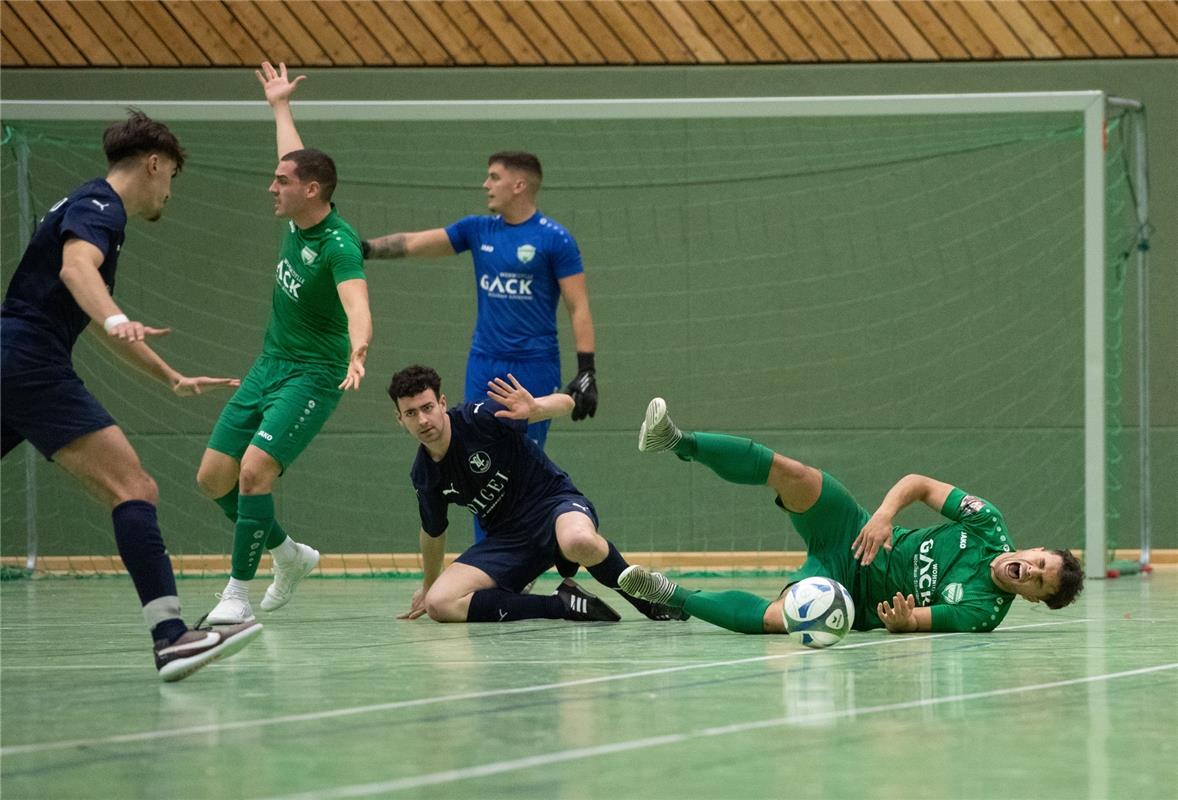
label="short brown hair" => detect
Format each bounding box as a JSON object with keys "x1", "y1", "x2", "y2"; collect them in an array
[
  {"x1": 103, "y1": 109, "x2": 185, "y2": 170},
  {"x1": 281, "y1": 148, "x2": 338, "y2": 202},
  {"x1": 388, "y1": 365, "x2": 442, "y2": 409},
  {"x1": 1044, "y1": 549, "x2": 1084, "y2": 610},
  {"x1": 488, "y1": 151, "x2": 542, "y2": 187}
]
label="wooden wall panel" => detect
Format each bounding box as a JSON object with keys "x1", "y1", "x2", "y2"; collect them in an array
[
  {"x1": 868, "y1": 1, "x2": 938, "y2": 60},
  {"x1": 528, "y1": 0, "x2": 606, "y2": 63},
  {"x1": 40, "y1": 1, "x2": 119, "y2": 65},
  {"x1": 1116, "y1": 0, "x2": 1178, "y2": 53},
  {"x1": 98, "y1": 1, "x2": 179, "y2": 65},
  {"x1": 839, "y1": 1, "x2": 908, "y2": 61},
  {"x1": 1, "y1": 0, "x2": 1174, "y2": 67},
  {"x1": 2, "y1": 5, "x2": 57, "y2": 66},
  {"x1": 745, "y1": 2, "x2": 818, "y2": 61},
  {"x1": 591, "y1": 1, "x2": 664, "y2": 63},
  {"x1": 81, "y1": 2, "x2": 150, "y2": 66},
  {"x1": 990, "y1": 1, "x2": 1064, "y2": 58},
  {"x1": 2, "y1": 31, "x2": 26, "y2": 66},
  {"x1": 5, "y1": 1, "x2": 87, "y2": 65}
]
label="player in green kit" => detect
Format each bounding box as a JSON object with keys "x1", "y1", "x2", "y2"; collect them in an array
[
  {"x1": 619, "y1": 398, "x2": 1085, "y2": 635},
  {"x1": 195, "y1": 62, "x2": 372, "y2": 624}
]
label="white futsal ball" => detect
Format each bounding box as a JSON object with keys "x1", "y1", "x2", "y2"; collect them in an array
[{"x1": 782, "y1": 577, "x2": 855, "y2": 649}]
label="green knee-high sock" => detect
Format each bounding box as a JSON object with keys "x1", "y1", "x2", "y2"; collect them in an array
[
  {"x1": 681, "y1": 590, "x2": 772, "y2": 635},
  {"x1": 673, "y1": 432, "x2": 774, "y2": 486},
  {"x1": 233, "y1": 493, "x2": 276, "y2": 580},
  {"x1": 215, "y1": 488, "x2": 288, "y2": 549}
]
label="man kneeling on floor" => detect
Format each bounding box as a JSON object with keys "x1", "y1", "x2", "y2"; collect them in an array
[{"x1": 389, "y1": 364, "x2": 685, "y2": 624}]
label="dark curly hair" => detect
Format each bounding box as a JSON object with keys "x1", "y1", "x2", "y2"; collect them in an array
[
  {"x1": 103, "y1": 109, "x2": 185, "y2": 170},
  {"x1": 388, "y1": 365, "x2": 442, "y2": 409},
  {"x1": 1043, "y1": 549, "x2": 1084, "y2": 610}
]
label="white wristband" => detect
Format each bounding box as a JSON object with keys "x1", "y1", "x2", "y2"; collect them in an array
[{"x1": 103, "y1": 314, "x2": 129, "y2": 333}]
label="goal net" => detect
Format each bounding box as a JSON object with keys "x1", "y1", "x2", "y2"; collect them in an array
[{"x1": 0, "y1": 93, "x2": 1138, "y2": 578}]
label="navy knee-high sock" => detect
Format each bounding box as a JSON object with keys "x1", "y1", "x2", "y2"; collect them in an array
[
  {"x1": 112, "y1": 500, "x2": 186, "y2": 644},
  {"x1": 467, "y1": 589, "x2": 564, "y2": 621},
  {"x1": 586, "y1": 541, "x2": 628, "y2": 588}
]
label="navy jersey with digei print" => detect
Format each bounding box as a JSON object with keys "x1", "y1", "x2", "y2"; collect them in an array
[
  {"x1": 1, "y1": 179, "x2": 126, "y2": 357},
  {"x1": 410, "y1": 401, "x2": 579, "y2": 538}
]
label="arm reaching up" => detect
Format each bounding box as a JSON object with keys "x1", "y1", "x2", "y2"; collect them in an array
[{"x1": 256, "y1": 61, "x2": 306, "y2": 159}]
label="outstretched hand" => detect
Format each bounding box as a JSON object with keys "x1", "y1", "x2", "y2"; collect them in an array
[
  {"x1": 256, "y1": 61, "x2": 305, "y2": 106},
  {"x1": 171, "y1": 376, "x2": 241, "y2": 397},
  {"x1": 108, "y1": 321, "x2": 171, "y2": 344},
  {"x1": 487, "y1": 374, "x2": 536, "y2": 420}
]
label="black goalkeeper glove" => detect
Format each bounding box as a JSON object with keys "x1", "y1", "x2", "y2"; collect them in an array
[{"x1": 564, "y1": 352, "x2": 598, "y2": 421}]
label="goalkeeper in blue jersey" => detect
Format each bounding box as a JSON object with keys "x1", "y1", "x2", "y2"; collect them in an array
[
  {"x1": 620, "y1": 398, "x2": 1085, "y2": 636},
  {"x1": 362, "y1": 153, "x2": 596, "y2": 548},
  {"x1": 388, "y1": 365, "x2": 683, "y2": 624}
]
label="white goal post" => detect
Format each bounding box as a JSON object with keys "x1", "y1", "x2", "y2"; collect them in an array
[{"x1": 0, "y1": 91, "x2": 1120, "y2": 578}]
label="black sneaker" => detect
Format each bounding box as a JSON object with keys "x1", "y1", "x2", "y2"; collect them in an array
[
  {"x1": 623, "y1": 595, "x2": 692, "y2": 621},
  {"x1": 154, "y1": 620, "x2": 262, "y2": 682},
  {"x1": 555, "y1": 578, "x2": 620, "y2": 622}
]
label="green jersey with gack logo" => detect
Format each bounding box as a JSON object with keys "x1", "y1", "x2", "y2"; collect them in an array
[
  {"x1": 864, "y1": 488, "x2": 1017, "y2": 632},
  {"x1": 263, "y1": 206, "x2": 365, "y2": 367}
]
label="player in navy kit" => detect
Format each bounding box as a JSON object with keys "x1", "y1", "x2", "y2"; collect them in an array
[
  {"x1": 362, "y1": 153, "x2": 596, "y2": 546},
  {"x1": 388, "y1": 365, "x2": 681, "y2": 624},
  {"x1": 0, "y1": 111, "x2": 260, "y2": 681}
]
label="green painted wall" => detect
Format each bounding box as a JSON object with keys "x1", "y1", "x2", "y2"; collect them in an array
[{"x1": 2, "y1": 60, "x2": 1174, "y2": 562}]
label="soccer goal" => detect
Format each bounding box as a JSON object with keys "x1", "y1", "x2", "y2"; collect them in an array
[{"x1": 0, "y1": 91, "x2": 1144, "y2": 581}]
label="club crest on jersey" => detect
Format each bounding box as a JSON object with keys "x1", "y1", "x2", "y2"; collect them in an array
[
  {"x1": 516, "y1": 244, "x2": 536, "y2": 264},
  {"x1": 468, "y1": 451, "x2": 491, "y2": 474},
  {"x1": 300, "y1": 246, "x2": 317, "y2": 265},
  {"x1": 942, "y1": 583, "x2": 964, "y2": 604}
]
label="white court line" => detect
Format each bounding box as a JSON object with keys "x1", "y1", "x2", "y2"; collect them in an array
[
  {"x1": 256, "y1": 662, "x2": 1178, "y2": 800},
  {"x1": 0, "y1": 619, "x2": 1083, "y2": 757}
]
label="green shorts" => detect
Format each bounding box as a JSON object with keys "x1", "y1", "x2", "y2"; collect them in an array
[
  {"x1": 778, "y1": 472, "x2": 880, "y2": 630},
  {"x1": 207, "y1": 355, "x2": 344, "y2": 470}
]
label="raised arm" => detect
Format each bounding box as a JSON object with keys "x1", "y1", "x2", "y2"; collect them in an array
[
  {"x1": 256, "y1": 61, "x2": 306, "y2": 159},
  {"x1": 852, "y1": 474, "x2": 955, "y2": 566},
  {"x1": 335, "y1": 278, "x2": 372, "y2": 391},
  {"x1": 486, "y1": 374, "x2": 574, "y2": 423},
  {"x1": 362, "y1": 228, "x2": 456, "y2": 260}
]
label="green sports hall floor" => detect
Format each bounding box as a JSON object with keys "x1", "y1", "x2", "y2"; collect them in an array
[{"x1": 2, "y1": 569, "x2": 1175, "y2": 800}]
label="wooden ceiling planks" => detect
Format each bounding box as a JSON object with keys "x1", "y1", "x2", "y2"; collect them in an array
[{"x1": 1, "y1": 0, "x2": 1174, "y2": 68}]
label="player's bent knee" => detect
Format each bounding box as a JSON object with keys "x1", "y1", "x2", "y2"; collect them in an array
[
  {"x1": 113, "y1": 468, "x2": 159, "y2": 506},
  {"x1": 425, "y1": 596, "x2": 465, "y2": 623}
]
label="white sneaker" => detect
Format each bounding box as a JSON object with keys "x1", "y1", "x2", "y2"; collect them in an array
[
  {"x1": 638, "y1": 397, "x2": 682, "y2": 453},
  {"x1": 260, "y1": 543, "x2": 320, "y2": 612},
  {"x1": 618, "y1": 565, "x2": 679, "y2": 604},
  {"x1": 202, "y1": 592, "x2": 255, "y2": 626}
]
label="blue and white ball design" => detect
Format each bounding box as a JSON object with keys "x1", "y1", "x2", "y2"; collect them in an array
[{"x1": 782, "y1": 577, "x2": 855, "y2": 649}]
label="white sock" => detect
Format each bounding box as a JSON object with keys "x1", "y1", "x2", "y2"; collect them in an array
[
  {"x1": 270, "y1": 536, "x2": 298, "y2": 565},
  {"x1": 224, "y1": 577, "x2": 250, "y2": 599}
]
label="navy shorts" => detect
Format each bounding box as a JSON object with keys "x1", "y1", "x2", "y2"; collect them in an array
[
  {"x1": 1, "y1": 328, "x2": 115, "y2": 460},
  {"x1": 465, "y1": 352, "x2": 561, "y2": 450},
  {"x1": 455, "y1": 494, "x2": 599, "y2": 592}
]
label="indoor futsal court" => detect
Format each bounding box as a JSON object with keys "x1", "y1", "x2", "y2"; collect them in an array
[
  {"x1": 1, "y1": 571, "x2": 1175, "y2": 798},
  {"x1": 2, "y1": 2, "x2": 1177, "y2": 799}
]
